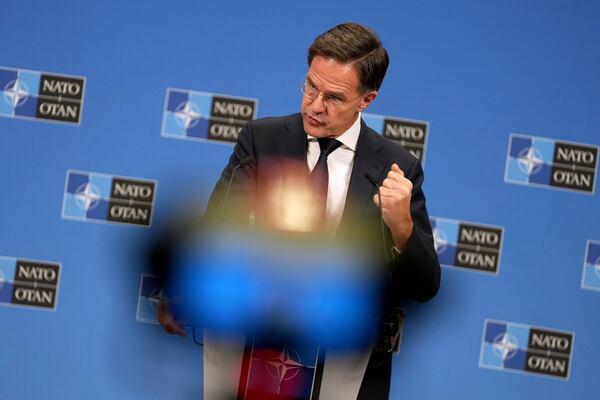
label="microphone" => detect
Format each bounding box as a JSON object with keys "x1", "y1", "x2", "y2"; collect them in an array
[
  {"x1": 366, "y1": 172, "x2": 406, "y2": 355},
  {"x1": 219, "y1": 156, "x2": 254, "y2": 219},
  {"x1": 365, "y1": 172, "x2": 389, "y2": 262}
]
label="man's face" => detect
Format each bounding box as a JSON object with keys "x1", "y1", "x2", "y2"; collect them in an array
[{"x1": 301, "y1": 56, "x2": 377, "y2": 138}]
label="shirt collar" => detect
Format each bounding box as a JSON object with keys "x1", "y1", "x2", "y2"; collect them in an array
[{"x1": 307, "y1": 112, "x2": 361, "y2": 152}]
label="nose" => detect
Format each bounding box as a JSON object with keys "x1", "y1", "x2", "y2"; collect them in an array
[{"x1": 310, "y1": 93, "x2": 326, "y2": 113}]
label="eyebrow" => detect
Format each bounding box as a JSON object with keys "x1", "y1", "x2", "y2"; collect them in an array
[{"x1": 306, "y1": 76, "x2": 346, "y2": 100}]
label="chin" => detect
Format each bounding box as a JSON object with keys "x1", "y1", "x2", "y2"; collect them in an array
[{"x1": 302, "y1": 120, "x2": 327, "y2": 138}]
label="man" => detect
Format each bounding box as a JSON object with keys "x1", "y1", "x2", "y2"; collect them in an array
[{"x1": 160, "y1": 22, "x2": 440, "y2": 399}]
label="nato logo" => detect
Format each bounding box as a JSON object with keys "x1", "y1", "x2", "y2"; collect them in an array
[
  {"x1": 161, "y1": 88, "x2": 258, "y2": 144},
  {"x1": 136, "y1": 273, "x2": 164, "y2": 324},
  {"x1": 505, "y1": 134, "x2": 598, "y2": 194},
  {"x1": 238, "y1": 340, "x2": 321, "y2": 399},
  {"x1": 363, "y1": 113, "x2": 428, "y2": 165},
  {"x1": 430, "y1": 217, "x2": 503, "y2": 274},
  {"x1": 0, "y1": 256, "x2": 60, "y2": 310},
  {"x1": 0, "y1": 66, "x2": 85, "y2": 124},
  {"x1": 581, "y1": 240, "x2": 600, "y2": 291},
  {"x1": 480, "y1": 320, "x2": 574, "y2": 379},
  {"x1": 62, "y1": 170, "x2": 157, "y2": 227}
]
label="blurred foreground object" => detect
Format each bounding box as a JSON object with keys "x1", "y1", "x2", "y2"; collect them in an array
[
  {"x1": 149, "y1": 159, "x2": 385, "y2": 351},
  {"x1": 168, "y1": 226, "x2": 383, "y2": 351}
]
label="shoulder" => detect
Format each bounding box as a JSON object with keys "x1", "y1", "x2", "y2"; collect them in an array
[
  {"x1": 248, "y1": 113, "x2": 303, "y2": 133},
  {"x1": 239, "y1": 113, "x2": 305, "y2": 159}
]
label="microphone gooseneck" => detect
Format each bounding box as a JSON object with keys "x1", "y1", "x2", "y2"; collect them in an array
[
  {"x1": 219, "y1": 156, "x2": 254, "y2": 220},
  {"x1": 365, "y1": 172, "x2": 389, "y2": 262}
]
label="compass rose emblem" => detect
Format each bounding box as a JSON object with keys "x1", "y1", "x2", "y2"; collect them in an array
[
  {"x1": 3, "y1": 79, "x2": 30, "y2": 107},
  {"x1": 517, "y1": 146, "x2": 544, "y2": 175},
  {"x1": 492, "y1": 332, "x2": 519, "y2": 361},
  {"x1": 174, "y1": 101, "x2": 201, "y2": 129},
  {"x1": 74, "y1": 183, "x2": 101, "y2": 211},
  {"x1": 264, "y1": 348, "x2": 304, "y2": 387}
]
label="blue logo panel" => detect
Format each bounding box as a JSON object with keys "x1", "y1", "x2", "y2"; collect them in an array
[
  {"x1": 505, "y1": 133, "x2": 598, "y2": 194},
  {"x1": 161, "y1": 88, "x2": 258, "y2": 144},
  {"x1": 62, "y1": 170, "x2": 157, "y2": 227},
  {"x1": 0, "y1": 66, "x2": 85, "y2": 124},
  {"x1": 430, "y1": 217, "x2": 503, "y2": 274},
  {"x1": 480, "y1": 320, "x2": 574, "y2": 379},
  {"x1": 0, "y1": 256, "x2": 61, "y2": 310}
]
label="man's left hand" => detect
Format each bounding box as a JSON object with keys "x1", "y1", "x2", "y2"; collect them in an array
[{"x1": 373, "y1": 163, "x2": 414, "y2": 250}]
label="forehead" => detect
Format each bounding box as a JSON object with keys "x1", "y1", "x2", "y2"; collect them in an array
[{"x1": 307, "y1": 56, "x2": 361, "y2": 95}]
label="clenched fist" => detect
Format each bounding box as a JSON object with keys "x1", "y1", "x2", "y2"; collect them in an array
[{"x1": 373, "y1": 163, "x2": 414, "y2": 250}]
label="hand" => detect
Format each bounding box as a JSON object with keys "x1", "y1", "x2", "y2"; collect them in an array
[
  {"x1": 157, "y1": 299, "x2": 187, "y2": 337},
  {"x1": 373, "y1": 163, "x2": 414, "y2": 250}
]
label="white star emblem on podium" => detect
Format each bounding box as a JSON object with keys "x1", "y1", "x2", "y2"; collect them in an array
[{"x1": 264, "y1": 348, "x2": 303, "y2": 387}]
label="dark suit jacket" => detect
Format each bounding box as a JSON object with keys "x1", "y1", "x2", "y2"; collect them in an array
[{"x1": 205, "y1": 113, "x2": 440, "y2": 398}]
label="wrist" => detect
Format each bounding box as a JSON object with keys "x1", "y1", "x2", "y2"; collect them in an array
[{"x1": 392, "y1": 220, "x2": 413, "y2": 251}]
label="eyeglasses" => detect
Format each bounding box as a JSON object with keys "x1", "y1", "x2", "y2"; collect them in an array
[{"x1": 301, "y1": 79, "x2": 363, "y2": 109}]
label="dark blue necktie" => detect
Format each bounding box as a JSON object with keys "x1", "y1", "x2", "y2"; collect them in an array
[{"x1": 311, "y1": 138, "x2": 343, "y2": 218}]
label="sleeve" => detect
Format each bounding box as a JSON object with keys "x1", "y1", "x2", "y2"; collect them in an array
[{"x1": 388, "y1": 159, "x2": 441, "y2": 303}]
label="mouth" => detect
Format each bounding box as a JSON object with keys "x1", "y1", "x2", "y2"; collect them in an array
[{"x1": 304, "y1": 114, "x2": 323, "y2": 126}]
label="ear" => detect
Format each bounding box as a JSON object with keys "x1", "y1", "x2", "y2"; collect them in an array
[{"x1": 357, "y1": 90, "x2": 378, "y2": 112}]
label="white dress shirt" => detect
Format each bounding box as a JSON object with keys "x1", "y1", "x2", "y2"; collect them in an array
[
  {"x1": 307, "y1": 113, "x2": 361, "y2": 233},
  {"x1": 306, "y1": 113, "x2": 375, "y2": 398}
]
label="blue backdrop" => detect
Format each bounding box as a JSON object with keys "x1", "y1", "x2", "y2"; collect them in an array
[{"x1": 1, "y1": 0, "x2": 599, "y2": 398}]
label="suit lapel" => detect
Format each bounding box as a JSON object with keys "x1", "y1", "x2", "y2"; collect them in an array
[
  {"x1": 283, "y1": 114, "x2": 309, "y2": 164},
  {"x1": 338, "y1": 121, "x2": 388, "y2": 233}
]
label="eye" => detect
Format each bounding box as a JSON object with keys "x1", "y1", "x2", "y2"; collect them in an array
[
  {"x1": 307, "y1": 81, "x2": 318, "y2": 93},
  {"x1": 324, "y1": 94, "x2": 343, "y2": 104}
]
